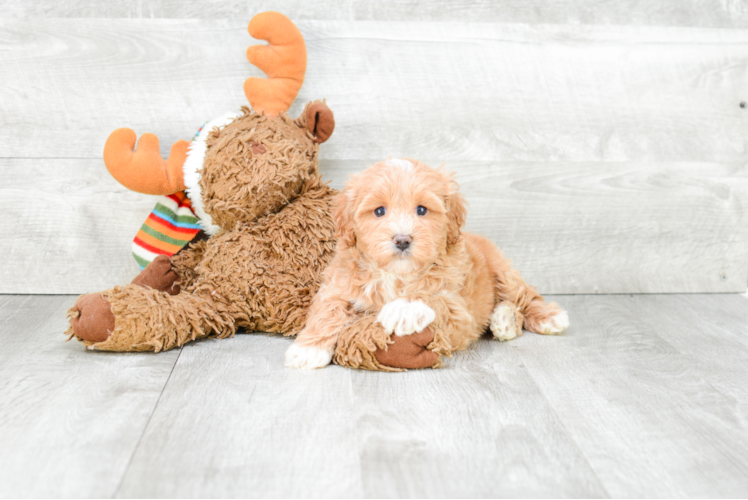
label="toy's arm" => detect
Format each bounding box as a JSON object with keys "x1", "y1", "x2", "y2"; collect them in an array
[
  {"x1": 378, "y1": 292, "x2": 476, "y2": 355},
  {"x1": 171, "y1": 237, "x2": 208, "y2": 290},
  {"x1": 103, "y1": 128, "x2": 188, "y2": 195},
  {"x1": 334, "y1": 313, "x2": 439, "y2": 371}
]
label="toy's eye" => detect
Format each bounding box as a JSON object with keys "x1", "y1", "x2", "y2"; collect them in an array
[
  {"x1": 374, "y1": 207, "x2": 386, "y2": 217},
  {"x1": 416, "y1": 206, "x2": 428, "y2": 216}
]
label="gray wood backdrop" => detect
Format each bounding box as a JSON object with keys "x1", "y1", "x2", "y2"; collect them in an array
[{"x1": 1, "y1": 1, "x2": 747, "y2": 294}]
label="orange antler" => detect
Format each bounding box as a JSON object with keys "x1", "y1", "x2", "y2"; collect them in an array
[
  {"x1": 103, "y1": 128, "x2": 188, "y2": 195},
  {"x1": 244, "y1": 11, "x2": 307, "y2": 116}
]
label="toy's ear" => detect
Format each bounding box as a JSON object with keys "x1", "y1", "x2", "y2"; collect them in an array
[
  {"x1": 333, "y1": 189, "x2": 356, "y2": 249},
  {"x1": 306, "y1": 101, "x2": 335, "y2": 143}
]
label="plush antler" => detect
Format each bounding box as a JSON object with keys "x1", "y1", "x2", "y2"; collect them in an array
[
  {"x1": 244, "y1": 11, "x2": 307, "y2": 116},
  {"x1": 103, "y1": 128, "x2": 188, "y2": 195},
  {"x1": 103, "y1": 12, "x2": 305, "y2": 194}
]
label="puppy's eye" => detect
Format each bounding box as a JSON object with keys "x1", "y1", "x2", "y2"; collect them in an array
[
  {"x1": 374, "y1": 206, "x2": 386, "y2": 217},
  {"x1": 416, "y1": 205, "x2": 428, "y2": 216}
]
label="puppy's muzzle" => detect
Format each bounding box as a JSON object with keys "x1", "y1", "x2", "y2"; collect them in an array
[{"x1": 394, "y1": 234, "x2": 412, "y2": 251}]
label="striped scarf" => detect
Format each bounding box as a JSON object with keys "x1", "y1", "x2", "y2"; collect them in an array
[{"x1": 132, "y1": 191, "x2": 201, "y2": 269}]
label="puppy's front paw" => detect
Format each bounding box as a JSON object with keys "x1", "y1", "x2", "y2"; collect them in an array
[
  {"x1": 377, "y1": 298, "x2": 436, "y2": 336},
  {"x1": 536, "y1": 310, "x2": 569, "y2": 335},
  {"x1": 285, "y1": 343, "x2": 334, "y2": 369}
]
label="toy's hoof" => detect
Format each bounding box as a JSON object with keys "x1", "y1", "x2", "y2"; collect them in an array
[
  {"x1": 69, "y1": 293, "x2": 115, "y2": 343},
  {"x1": 131, "y1": 254, "x2": 180, "y2": 295},
  {"x1": 374, "y1": 327, "x2": 439, "y2": 369}
]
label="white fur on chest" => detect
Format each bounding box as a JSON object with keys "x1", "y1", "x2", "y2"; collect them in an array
[{"x1": 352, "y1": 267, "x2": 409, "y2": 312}]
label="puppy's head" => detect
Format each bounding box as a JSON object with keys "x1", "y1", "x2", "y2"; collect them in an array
[{"x1": 334, "y1": 158, "x2": 467, "y2": 274}]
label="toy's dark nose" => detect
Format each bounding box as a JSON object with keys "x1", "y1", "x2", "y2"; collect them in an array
[{"x1": 394, "y1": 234, "x2": 412, "y2": 251}]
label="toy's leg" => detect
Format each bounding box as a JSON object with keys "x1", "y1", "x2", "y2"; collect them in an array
[
  {"x1": 171, "y1": 239, "x2": 207, "y2": 290},
  {"x1": 68, "y1": 255, "x2": 180, "y2": 342},
  {"x1": 68, "y1": 284, "x2": 233, "y2": 352},
  {"x1": 67, "y1": 254, "x2": 212, "y2": 350},
  {"x1": 333, "y1": 313, "x2": 441, "y2": 371}
]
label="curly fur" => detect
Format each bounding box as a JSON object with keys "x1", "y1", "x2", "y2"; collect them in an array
[
  {"x1": 287, "y1": 159, "x2": 568, "y2": 369},
  {"x1": 68, "y1": 103, "x2": 340, "y2": 351}
]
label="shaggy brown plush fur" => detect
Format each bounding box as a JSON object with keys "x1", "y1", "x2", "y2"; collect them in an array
[
  {"x1": 334, "y1": 316, "x2": 443, "y2": 371},
  {"x1": 201, "y1": 107, "x2": 321, "y2": 230},
  {"x1": 333, "y1": 313, "x2": 401, "y2": 371},
  {"x1": 171, "y1": 240, "x2": 207, "y2": 290},
  {"x1": 68, "y1": 105, "x2": 339, "y2": 350},
  {"x1": 70, "y1": 283, "x2": 234, "y2": 352}
]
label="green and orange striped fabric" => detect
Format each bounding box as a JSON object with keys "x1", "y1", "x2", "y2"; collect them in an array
[{"x1": 132, "y1": 191, "x2": 201, "y2": 269}]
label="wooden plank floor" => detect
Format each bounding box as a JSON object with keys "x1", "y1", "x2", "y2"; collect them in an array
[{"x1": 1, "y1": 293, "x2": 747, "y2": 498}]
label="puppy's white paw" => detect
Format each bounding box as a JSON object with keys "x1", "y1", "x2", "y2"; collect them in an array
[
  {"x1": 285, "y1": 343, "x2": 333, "y2": 369},
  {"x1": 536, "y1": 310, "x2": 569, "y2": 335},
  {"x1": 490, "y1": 302, "x2": 522, "y2": 341},
  {"x1": 377, "y1": 298, "x2": 436, "y2": 336}
]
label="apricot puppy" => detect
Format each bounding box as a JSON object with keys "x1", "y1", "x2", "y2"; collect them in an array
[{"x1": 286, "y1": 159, "x2": 568, "y2": 369}]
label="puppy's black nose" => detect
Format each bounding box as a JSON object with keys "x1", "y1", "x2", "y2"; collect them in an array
[{"x1": 394, "y1": 234, "x2": 412, "y2": 251}]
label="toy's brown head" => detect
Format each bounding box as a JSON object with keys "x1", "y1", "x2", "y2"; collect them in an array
[
  {"x1": 198, "y1": 12, "x2": 335, "y2": 231},
  {"x1": 194, "y1": 12, "x2": 335, "y2": 229},
  {"x1": 101, "y1": 12, "x2": 335, "y2": 231},
  {"x1": 200, "y1": 101, "x2": 333, "y2": 229}
]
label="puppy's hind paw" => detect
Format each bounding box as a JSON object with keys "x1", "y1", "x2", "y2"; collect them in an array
[
  {"x1": 536, "y1": 310, "x2": 569, "y2": 335},
  {"x1": 285, "y1": 343, "x2": 334, "y2": 369},
  {"x1": 377, "y1": 298, "x2": 436, "y2": 336},
  {"x1": 490, "y1": 302, "x2": 522, "y2": 341}
]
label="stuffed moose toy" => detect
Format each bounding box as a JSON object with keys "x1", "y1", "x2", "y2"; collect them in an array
[{"x1": 66, "y1": 12, "x2": 441, "y2": 371}]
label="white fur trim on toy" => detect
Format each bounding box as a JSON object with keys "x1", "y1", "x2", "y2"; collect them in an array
[{"x1": 183, "y1": 111, "x2": 242, "y2": 236}]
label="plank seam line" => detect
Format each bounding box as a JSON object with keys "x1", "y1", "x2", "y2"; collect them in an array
[
  {"x1": 629, "y1": 296, "x2": 748, "y2": 467},
  {"x1": 112, "y1": 348, "x2": 182, "y2": 498},
  {"x1": 513, "y1": 361, "x2": 612, "y2": 497}
]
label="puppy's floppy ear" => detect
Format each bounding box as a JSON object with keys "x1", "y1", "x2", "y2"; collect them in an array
[
  {"x1": 333, "y1": 189, "x2": 356, "y2": 249},
  {"x1": 444, "y1": 176, "x2": 467, "y2": 246}
]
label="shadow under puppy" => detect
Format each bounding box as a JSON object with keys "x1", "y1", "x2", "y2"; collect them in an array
[{"x1": 286, "y1": 159, "x2": 569, "y2": 369}]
